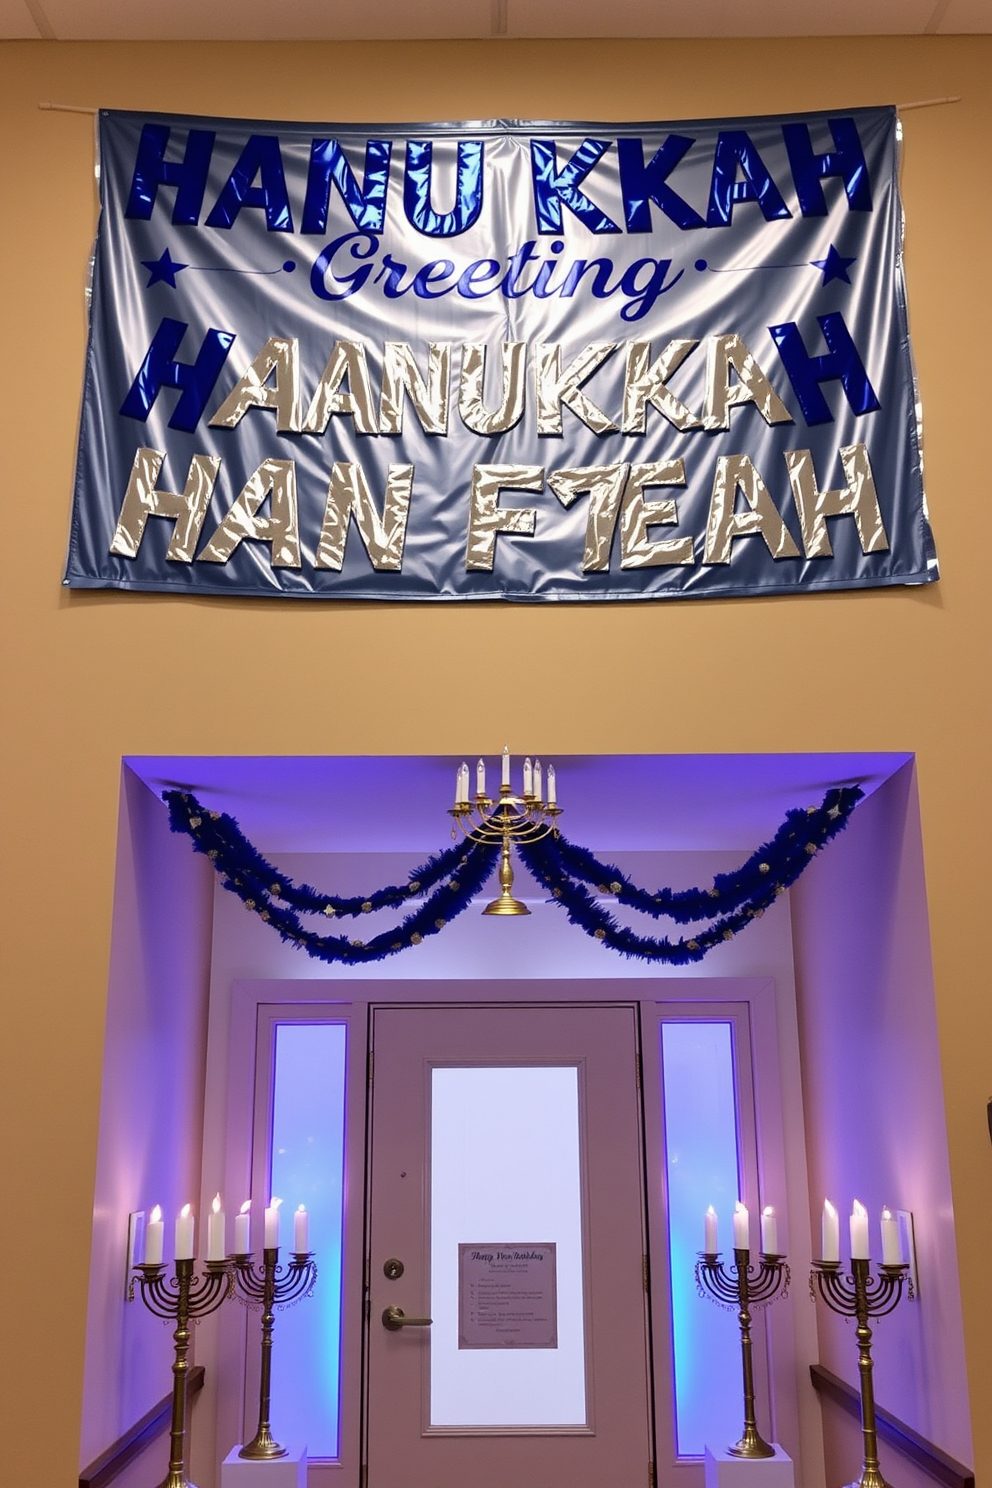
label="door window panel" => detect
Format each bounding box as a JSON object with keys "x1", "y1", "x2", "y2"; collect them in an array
[
  {"x1": 269, "y1": 1020, "x2": 348, "y2": 1459},
  {"x1": 661, "y1": 1020, "x2": 744, "y2": 1457},
  {"x1": 430, "y1": 1065, "x2": 587, "y2": 1427}
]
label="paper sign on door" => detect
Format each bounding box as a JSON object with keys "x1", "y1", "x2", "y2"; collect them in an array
[{"x1": 458, "y1": 1243, "x2": 558, "y2": 1349}]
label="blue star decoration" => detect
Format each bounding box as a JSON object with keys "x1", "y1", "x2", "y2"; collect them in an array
[
  {"x1": 811, "y1": 245, "x2": 856, "y2": 286},
  {"x1": 141, "y1": 248, "x2": 188, "y2": 288}
]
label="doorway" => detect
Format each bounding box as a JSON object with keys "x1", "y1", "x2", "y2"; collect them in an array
[{"x1": 213, "y1": 977, "x2": 801, "y2": 1488}]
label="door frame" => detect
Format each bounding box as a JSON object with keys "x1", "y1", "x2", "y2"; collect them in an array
[
  {"x1": 364, "y1": 1001, "x2": 653, "y2": 1488},
  {"x1": 641, "y1": 986, "x2": 798, "y2": 1485},
  {"x1": 202, "y1": 977, "x2": 805, "y2": 1488}
]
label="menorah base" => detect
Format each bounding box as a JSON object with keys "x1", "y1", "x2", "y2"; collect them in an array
[
  {"x1": 157, "y1": 1468, "x2": 197, "y2": 1488},
  {"x1": 845, "y1": 1469, "x2": 892, "y2": 1488},
  {"x1": 728, "y1": 1430, "x2": 777, "y2": 1460},
  {"x1": 482, "y1": 890, "x2": 530, "y2": 915},
  {"x1": 239, "y1": 1427, "x2": 287, "y2": 1461}
]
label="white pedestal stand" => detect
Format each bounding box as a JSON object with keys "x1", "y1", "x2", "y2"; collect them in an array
[
  {"x1": 705, "y1": 1443, "x2": 795, "y2": 1488},
  {"x1": 220, "y1": 1444, "x2": 307, "y2": 1488}
]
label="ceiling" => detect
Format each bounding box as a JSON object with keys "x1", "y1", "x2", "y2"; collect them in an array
[
  {"x1": 3, "y1": 0, "x2": 990, "y2": 41},
  {"x1": 125, "y1": 752, "x2": 909, "y2": 853}
]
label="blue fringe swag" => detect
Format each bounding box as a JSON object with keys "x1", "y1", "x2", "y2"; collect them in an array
[{"x1": 164, "y1": 784, "x2": 863, "y2": 966}]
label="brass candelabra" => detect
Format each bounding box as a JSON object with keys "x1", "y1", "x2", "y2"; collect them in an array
[
  {"x1": 695, "y1": 1247, "x2": 791, "y2": 1458},
  {"x1": 232, "y1": 1247, "x2": 318, "y2": 1459},
  {"x1": 810, "y1": 1257, "x2": 912, "y2": 1488},
  {"x1": 450, "y1": 750, "x2": 561, "y2": 916},
  {"x1": 129, "y1": 1257, "x2": 234, "y2": 1488}
]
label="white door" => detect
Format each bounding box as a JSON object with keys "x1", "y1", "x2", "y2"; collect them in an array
[{"x1": 365, "y1": 1002, "x2": 654, "y2": 1488}]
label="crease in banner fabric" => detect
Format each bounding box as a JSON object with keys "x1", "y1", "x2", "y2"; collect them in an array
[{"x1": 65, "y1": 107, "x2": 938, "y2": 602}]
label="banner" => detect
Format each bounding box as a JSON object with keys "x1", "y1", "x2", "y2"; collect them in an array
[{"x1": 65, "y1": 107, "x2": 937, "y2": 601}]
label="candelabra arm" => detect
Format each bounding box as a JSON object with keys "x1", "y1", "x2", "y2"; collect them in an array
[
  {"x1": 277, "y1": 1254, "x2": 318, "y2": 1307},
  {"x1": 864, "y1": 1267, "x2": 911, "y2": 1317},
  {"x1": 811, "y1": 1261, "x2": 857, "y2": 1312},
  {"x1": 752, "y1": 1257, "x2": 791, "y2": 1303},
  {"x1": 695, "y1": 1255, "x2": 740, "y2": 1307},
  {"x1": 231, "y1": 1254, "x2": 268, "y2": 1305},
  {"x1": 130, "y1": 1265, "x2": 175, "y2": 1318}
]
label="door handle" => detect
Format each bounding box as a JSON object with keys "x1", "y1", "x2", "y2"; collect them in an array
[{"x1": 382, "y1": 1305, "x2": 432, "y2": 1331}]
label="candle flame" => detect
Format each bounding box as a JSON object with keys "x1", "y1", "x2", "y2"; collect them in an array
[
  {"x1": 297, "y1": 1203, "x2": 306, "y2": 1213},
  {"x1": 853, "y1": 1198, "x2": 868, "y2": 1218},
  {"x1": 762, "y1": 1205, "x2": 775, "y2": 1217},
  {"x1": 180, "y1": 1203, "x2": 192, "y2": 1219},
  {"x1": 270, "y1": 1196, "x2": 282, "y2": 1209},
  {"x1": 824, "y1": 1198, "x2": 838, "y2": 1218},
  {"x1": 706, "y1": 1204, "x2": 716, "y2": 1216},
  {"x1": 735, "y1": 1200, "x2": 747, "y2": 1214},
  {"x1": 212, "y1": 1193, "x2": 222, "y2": 1215},
  {"x1": 882, "y1": 1207, "x2": 893, "y2": 1220},
  {"x1": 150, "y1": 1204, "x2": 162, "y2": 1223},
  {"x1": 240, "y1": 1199, "x2": 251, "y2": 1215}
]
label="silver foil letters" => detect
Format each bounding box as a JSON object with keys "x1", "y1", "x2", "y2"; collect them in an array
[{"x1": 109, "y1": 447, "x2": 220, "y2": 561}]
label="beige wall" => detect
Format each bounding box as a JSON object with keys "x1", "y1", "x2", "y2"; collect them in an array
[{"x1": 2, "y1": 34, "x2": 989, "y2": 1488}]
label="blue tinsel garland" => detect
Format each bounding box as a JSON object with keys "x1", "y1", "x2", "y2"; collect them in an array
[
  {"x1": 164, "y1": 783, "x2": 862, "y2": 966},
  {"x1": 517, "y1": 784, "x2": 862, "y2": 964},
  {"x1": 164, "y1": 790, "x2": 499, "y2": 964}
]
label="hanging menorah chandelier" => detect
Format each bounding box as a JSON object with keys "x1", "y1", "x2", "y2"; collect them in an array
[{"x1": 449, "y1": 747, "x2": 561, "y2": 916}]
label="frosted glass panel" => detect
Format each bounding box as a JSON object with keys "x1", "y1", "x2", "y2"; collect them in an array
[
  {"x1": 430, "y1": 1066, "x2": 586, "y2": 1427},
  {"x1": 269, "y1": 1022, "x2": 347, "y2": 1459},
  {"x1": 661, "y1": 1021, "x2": 742, "y2": 1457}
]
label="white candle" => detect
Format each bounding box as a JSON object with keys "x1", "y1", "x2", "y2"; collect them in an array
[
  {"x1": 850, "y1": 1199, "x2": 870, "y2": 1260},
  {"x1": 175, "y1": 1203, "x2": 195, "y2": 1260},
  {"x1": 822, "y1": 1200, "x2": 840, "y2": 1262},
  {"x1": 460, "y1": 762, "x2": 470, "y2": 804},
  {"x1": 265, "y1": 1197, "x2": 282, "y2": 1249},
  {"x1": 523, "y1": 757, "x2": 533, "y2": 797},
  {"x1": 454, "y1": 763, "x2": 463, "y2": 805},
  {"x1": 704, "y1": 1206, "x2": 718, "y2": 1255},
  {"x1": 294, "y1": 1204, "x2": 310, "y2": 1254},
  {"x1": 207, "y1": 1193, "x2": 226, "y2": 1262},
  {"x1": 733, "y1": 1201, "x2": 749, "y2": 1251},
  {"x1": 547, "y1": 764, "x2": 557, "y2": 806},
  {"x1": 533, "y1": 761, "x2": 543, "y2": 803},
  {"x1": 502, "y1": 746, "x2": 511, "y2": 787},
  {"x1": 234, "y1": 1200, "x2": 251, "y2": 1255},
  {"x1": 145, "y1": 1204, "x2": 164, "y2": 1265},
  {"x1": 880, "y1": 1207, "x2": 902, "y2": 1266},
  {"x1": 476, "y1": 759, "x2": 486, "y2": 797},
  {"x1": 761, "y1": 1206, "x2": 778, "y2": 1256}
]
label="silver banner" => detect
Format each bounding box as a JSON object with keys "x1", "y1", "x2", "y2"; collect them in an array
[{"x1": 65, "y1": 107, "x2": 936, "y2": 601}]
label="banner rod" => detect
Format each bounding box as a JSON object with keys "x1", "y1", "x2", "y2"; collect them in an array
[
  {"x1": 898, "y1": 95, "x2": 961, "y2": 110},
  {"x1": 37, "y1": 97, "x2": 961, "y2": 119}
]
